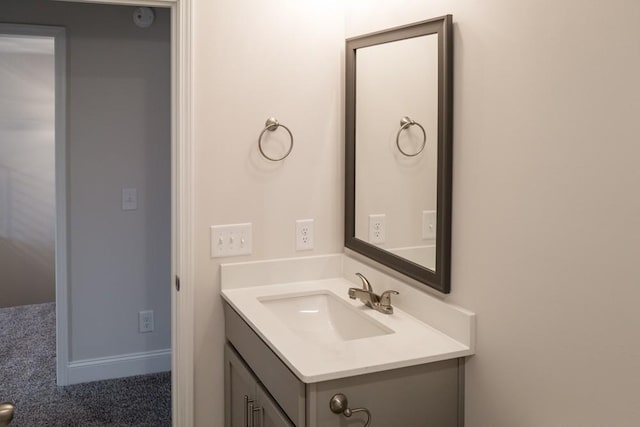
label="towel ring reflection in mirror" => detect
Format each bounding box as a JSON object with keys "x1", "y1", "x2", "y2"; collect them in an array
[
  {"x1": 395, "y1": 116, "x2": 426, "y2": 157},
  {"x1": 258, "y1": 117, "x2": 294, "y2": 161}
]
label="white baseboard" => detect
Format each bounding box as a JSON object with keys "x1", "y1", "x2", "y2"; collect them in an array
[{"x1": 67, "y1": 348, "x2": 171, "y2": 385}]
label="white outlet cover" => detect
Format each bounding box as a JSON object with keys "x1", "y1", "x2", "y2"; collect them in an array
[
  {"x1": 122, "y1": 188, "x2": 137, "y2": 211},
  {"x1": 368, "y1": 214, "x2": 386, "y2": 244},
  {"x1": 296, "y1": 219, "x2": 314, "y2": 251},
  {"x1": 422, "y1": 210, "x2": 437, "y2": 240},
  {"x1": 211, "y1": 223, "x2": 252, "y2": 258},
  {"x1": 139, "y1": 310, "x2": 154, "y2": 333}
]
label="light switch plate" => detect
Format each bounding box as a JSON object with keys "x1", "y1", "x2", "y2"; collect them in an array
[
  {"x1": 422, "y1": 210, "x2": 437, "y2": 240},
  {"x1": 122, "y1": 188, "x2": 137, "y2": 211},
  {"x1": 211, "y1": 223, "x2": 252, "y2": 258}
]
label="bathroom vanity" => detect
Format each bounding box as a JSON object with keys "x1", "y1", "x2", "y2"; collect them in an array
[
  {"x1": 222, "y1": 16, "x2": 467, "y2": 427},
  {"x1": 225, "y1": 305, "x2": 462, "y2": 426},
  {"x1": 221, "y1": 255, "x2": 474, "y2": 427}
]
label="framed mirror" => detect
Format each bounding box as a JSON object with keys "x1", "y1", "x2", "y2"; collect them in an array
[{"x1": 345, "y1": 16, "x2": 453, "y2": 293}]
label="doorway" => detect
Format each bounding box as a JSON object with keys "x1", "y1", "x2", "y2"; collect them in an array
[
  {"x1": 0, "y1": 1, "x2": 177, "y2": 424},
  {"x1": 0, "y1": 26, "x2": 59, "y2": 309}
]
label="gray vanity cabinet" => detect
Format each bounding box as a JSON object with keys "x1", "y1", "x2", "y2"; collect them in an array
[
  {"x1": 225, "y1": 343, "x2": 294, "y2": 427},
  {"x1": 307, "y1": 360, "x2": 462, "y2": 426},
  {"x1": 224, "y1": 302, "x2": 464, "y2": 427}
]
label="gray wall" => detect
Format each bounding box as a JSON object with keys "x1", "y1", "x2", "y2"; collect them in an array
[
  {"x1": 0, "y1": 0, "x2": 171, "y2": 361},
  {"x1": 0, "y1": 35, "x2": 55, "y2": 308}
]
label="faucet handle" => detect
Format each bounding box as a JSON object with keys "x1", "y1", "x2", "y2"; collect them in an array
[
  {"x1": 379, "y1": 290, "x2": 399, "y2": 308},
  {"x1": 355, "y1": 273, "x2": 373, "y2": 292}
]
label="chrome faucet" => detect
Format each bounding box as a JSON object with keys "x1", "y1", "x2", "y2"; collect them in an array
[{"x1": 348, "y1": 273, "x2": 399, "y2": 315}]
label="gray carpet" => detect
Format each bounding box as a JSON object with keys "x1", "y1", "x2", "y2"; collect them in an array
[{"x1": 0, "y1": 303, "x2": 171, "y2": 426}]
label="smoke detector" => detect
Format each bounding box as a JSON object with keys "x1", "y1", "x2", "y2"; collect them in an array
[{"x1": 133, "y1": 7, "x2": 155, "y2": 28}]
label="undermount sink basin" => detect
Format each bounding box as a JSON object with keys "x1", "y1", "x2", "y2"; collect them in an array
[{"x1": 259, "y1": 291, "x2": 393, "y2": 344}]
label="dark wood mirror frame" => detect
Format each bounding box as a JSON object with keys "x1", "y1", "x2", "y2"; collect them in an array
[{"x1": 345, "y1": 15, "x2": 453, "y2": 293}]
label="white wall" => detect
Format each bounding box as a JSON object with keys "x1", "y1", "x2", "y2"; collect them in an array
[
  {"x1": 192, "y1": 0, "x2": 344, "y2": 424},
  {"x1": 1, "y1": 0, "x2": 172, "y2": 365},
  {"x1": 0, "y1": 35, "x2": 56, "y2": 308},
  {"x1": 347, "y1": 0, "x2": 640, "y2": 425}
]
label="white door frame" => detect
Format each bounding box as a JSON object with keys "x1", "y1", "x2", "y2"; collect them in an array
[{"x1": 49, "y1": 1, "x2": 194, "y2": 425}]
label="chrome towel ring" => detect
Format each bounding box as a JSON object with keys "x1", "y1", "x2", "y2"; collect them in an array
[
  {"x1": 396, "y1": 116, "x2": 426, "y2": 157},
  {"x1": 258, "y1": 117, "x2": 294, "y2": 161}
]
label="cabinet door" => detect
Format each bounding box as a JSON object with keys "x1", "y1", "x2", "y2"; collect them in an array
[
  {"x1": 255, "y1": 383, "x2": 295, "y2": 427},
  {"x1": 225, "y1": 344, "x2": 259, "y2": 427}
]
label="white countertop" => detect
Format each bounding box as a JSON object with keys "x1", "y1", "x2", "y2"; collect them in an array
[{"x1": 221, "y1": 257, "x2": 475, "y2": 383}]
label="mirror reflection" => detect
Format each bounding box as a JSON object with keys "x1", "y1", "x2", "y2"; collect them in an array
[
  {"x1": 354, "y1": 34, "x2": 439, "y2": 271},
  {"x1": 345, "y1": 16, "x2": 453, "y2": 293}
]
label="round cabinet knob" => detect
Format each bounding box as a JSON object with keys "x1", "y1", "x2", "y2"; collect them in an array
[
  {"x1": 329, "y1": 393, "x2": 348, "y2": 414},
  {"x1": 329, "y1": 393, "x2": 371, "y2": 426},
  {"x1": 0, "y1": 402, "x2": 15, "y2": 426}
]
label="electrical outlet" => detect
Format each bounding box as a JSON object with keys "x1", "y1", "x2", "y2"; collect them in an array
[
  {"x1": 122, "y1": 188, "x2": 137, "y2": 211},
  {"x1": 210, "y1": 223, "x2": 252, "y2": 258},
  {"x1": 139, "y1": 310, "x2": 154, "y2": 333},
  {"x1": 369, "y1": 214, "x2": 386, "y2": 244},
  {"x1": 422, "y1": 210, "x2": 437, "y2": 240},
  {"x1": 296, "y1": 219, "x2": 314, "y2": 251}
]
